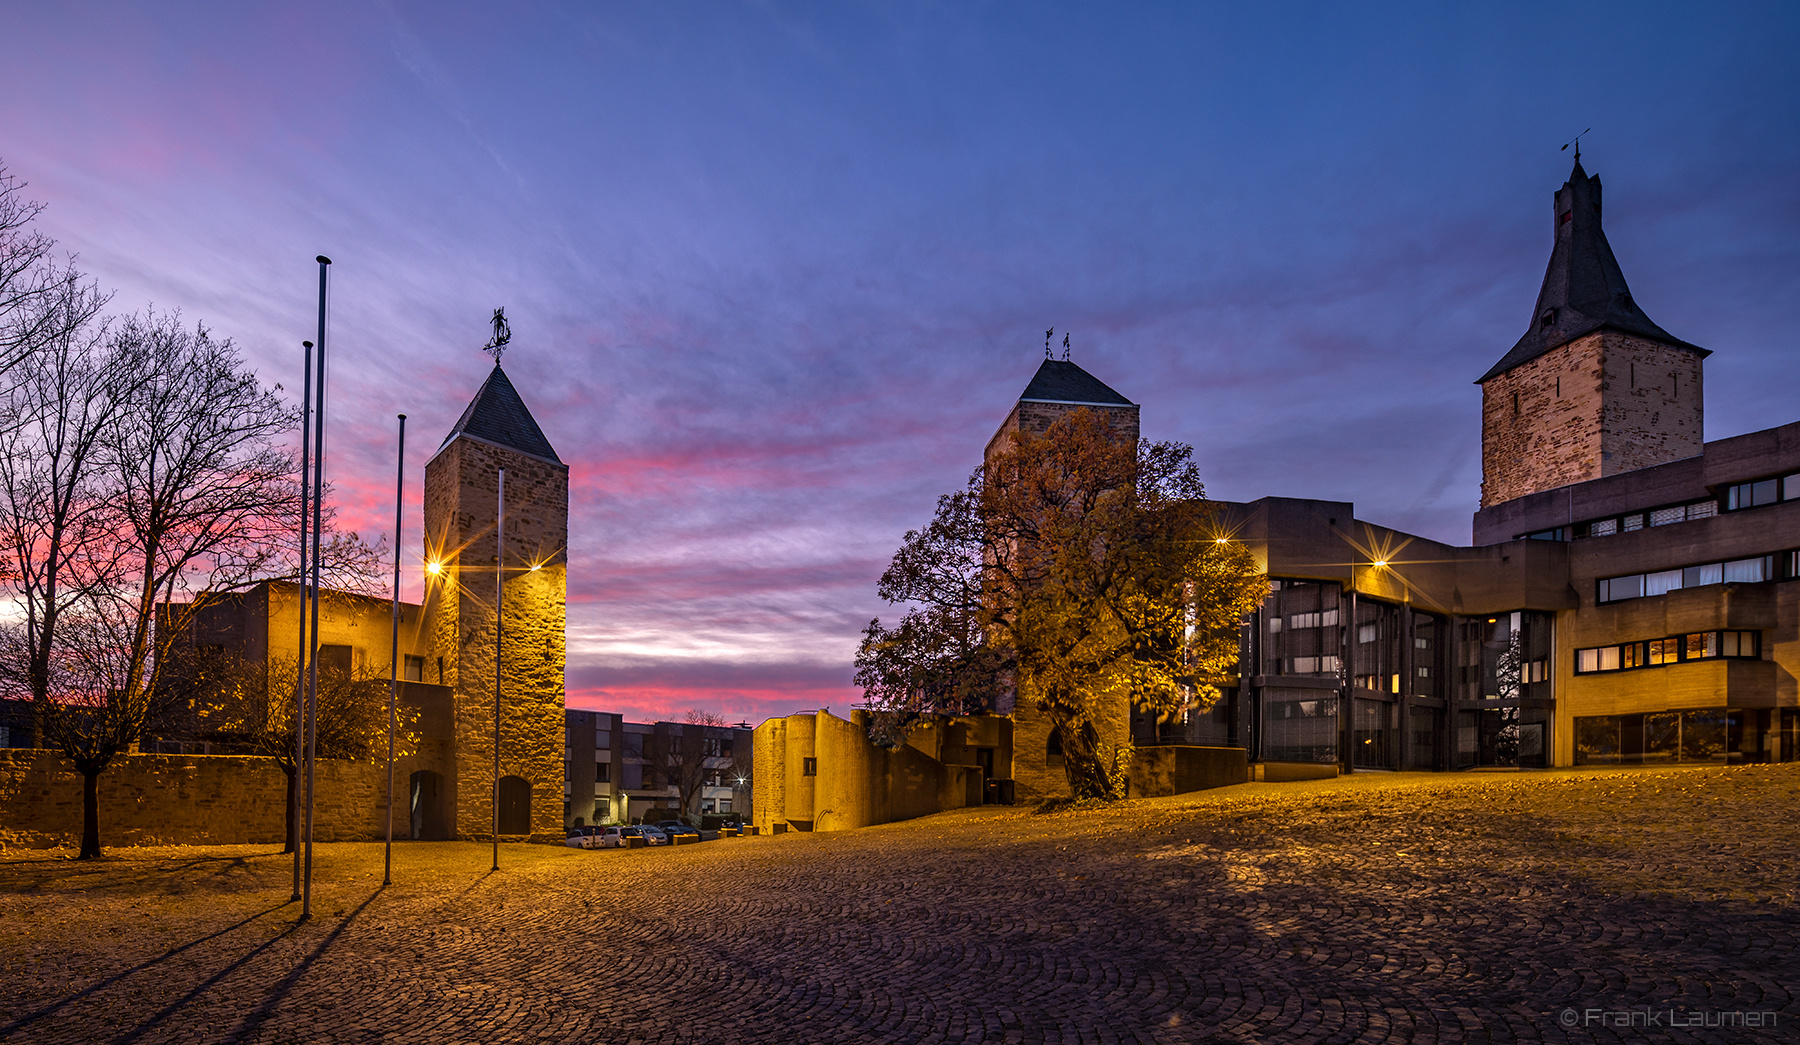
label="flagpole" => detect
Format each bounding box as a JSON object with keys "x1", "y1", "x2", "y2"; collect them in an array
[
  {"x1": 493, "y1": 466, "x2": 504, "y2": 872},
  {"x1": 303, "y1": 254, "x2": 330, "y2": 921},
  {"x1": 291, "y1": 338, "x2": 312, "y2": 903},
  {"x1": 385, "y1": 413, "x2": 406, "y2": 886}
]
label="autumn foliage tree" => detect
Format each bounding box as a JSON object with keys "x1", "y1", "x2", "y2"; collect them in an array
[{"x1": 858, "y1": 408, "x2": 1265, "y2": 800}]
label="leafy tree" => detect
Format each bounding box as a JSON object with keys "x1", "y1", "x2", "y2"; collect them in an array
[{"x1": 859, "y1": 408, "x2": 1265, "y2": 800}]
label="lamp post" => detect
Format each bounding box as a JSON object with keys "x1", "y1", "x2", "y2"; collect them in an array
[{"x1": 291, "y1": 338, "x2": 312, "y2": 903}]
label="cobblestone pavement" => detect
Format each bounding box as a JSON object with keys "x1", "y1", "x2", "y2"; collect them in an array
[{"x1": 2, "y1": 764, "x2": 1796, "y2": 1044}]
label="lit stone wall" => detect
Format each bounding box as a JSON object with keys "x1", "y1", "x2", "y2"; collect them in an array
[
  {"x1": 0, "y1": 750, "x2": 391, "y2": 850},
  {"x1": 423, "y1": 435, "x2": 568, "y2": 843},
  {"x1": 752, "y1": 717, "x2": 787, "y2": 834},
  {"x1": 1481, "y1": 332, "x2": 1704, "y2": 509}
]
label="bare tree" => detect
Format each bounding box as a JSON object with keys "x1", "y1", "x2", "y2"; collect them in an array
[
  {"x1": 648, "y1": 710, "x2": 733, "y2": 822},
  {"x1": 16, "y1": 312, "x2": 299, "y2": 856},
  {"x1": 0, "y1": 163, "x2": 105, "y2": 377}
]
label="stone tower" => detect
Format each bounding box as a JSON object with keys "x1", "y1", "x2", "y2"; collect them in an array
[
  {"x1": 423, "y1": 364, "x2": 568, "y2": 841},
  {"x1": 986, "y1": 358, "x2": 1140, "y2": 799},
  {"x1": 1477, "y1": 160, "x2": 1709, "y2": 509}
]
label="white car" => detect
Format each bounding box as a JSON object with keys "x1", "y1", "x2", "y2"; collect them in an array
[
  {"x1": 565, "y1": 826, "x2": 603, "y2": 849},
  {"x1": 598, "y1": 825, "x2": 669, "y2": 848}
]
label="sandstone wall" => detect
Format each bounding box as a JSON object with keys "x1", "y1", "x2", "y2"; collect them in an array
[{"x1": 0, "y1": 750, "x2": 393, "y2": 850}]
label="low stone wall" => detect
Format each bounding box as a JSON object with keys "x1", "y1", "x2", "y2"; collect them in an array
[
  {"x1": 0, "y1": 749, "x2": 393, "y2": 850},
  {"x1": 1255, "y1": 761, "x2": 1340, "y2": 782},
  {"x1": 1129, "y1": 746, "x2": 1249, "y2": 797}
]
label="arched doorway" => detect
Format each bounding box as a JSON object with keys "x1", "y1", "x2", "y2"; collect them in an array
[
  {"x1": 497, "y1": 775, "x2": 531, "y2": 835},
  {"x1": 409, "y1": 770, "x2": 450, "y2": 840}
]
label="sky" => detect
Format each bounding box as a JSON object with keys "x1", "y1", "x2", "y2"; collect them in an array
[{"x1": 3, "y1": 1, "x2": 1797, "y2": 725}]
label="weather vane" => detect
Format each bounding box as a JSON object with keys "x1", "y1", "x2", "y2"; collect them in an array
[
  {"x1": 1045, "y1": 327, "x2": 1055, "y2": 360},
  {"x1": 1062, "y1": 332, "x2": 1070, "y2": 361},
  {"x1": 482, "y1": 307, "x2": 511, "y2": 365},
  {"x1": 1561, "y1": 128, "x2": 1591, "y2": 164}
]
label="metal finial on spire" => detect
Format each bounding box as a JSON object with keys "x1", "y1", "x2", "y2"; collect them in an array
[
  {"x1": 482, "y1": 307, "x2": 512, "y2": 365},
  {"x1": 1045, "y1": 327, "x2": 1054, "y2": 359},
  {"x1": 1561, "y1": 128, "x2": 1591, "y2": 164},
  {"x1": 1062, "y1": 332, "x2": 1070, "y2": 361}
]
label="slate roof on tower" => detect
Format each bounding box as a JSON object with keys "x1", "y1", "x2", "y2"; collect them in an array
[
  {"x1": 440, "y1": 364, "x2": 564, "y2": 465},
  {"x1": 1018, "y1": 359, "x2": 1136, "y2": 406},
  {"x1": 1477, "y1": 160, "x2": 1706, "y2": 384}
]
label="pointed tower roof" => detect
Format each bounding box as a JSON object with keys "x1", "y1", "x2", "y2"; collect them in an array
[
  {"x1": 1476, "y1": 160, "x2": 1706, "y2": 383},
  {"x1": 439, "y1": 364, "x2": 564, "y2": 465},
  {"x1": 1017, "y1": 358, "x2": 1136, "y2": 406}
]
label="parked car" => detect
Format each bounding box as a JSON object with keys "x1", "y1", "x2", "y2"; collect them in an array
[
  {"x1": 565, "y1": 826, "x2": 604, "y2": 849},
  {"x1": 598, "y1": 825, "x2": 669, "y2": 848},
  {"x1": 657, "y1": 821, "x2": 700, "y2": 841}
]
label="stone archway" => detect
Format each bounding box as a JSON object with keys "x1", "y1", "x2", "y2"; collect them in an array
[{"x1": 497, "y1": 775, "x2": 531, "y2": 836}]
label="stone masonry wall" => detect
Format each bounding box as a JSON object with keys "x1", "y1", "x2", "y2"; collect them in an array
[
  {"x1": 0, "y1": 750, "x2": 389, "y2": 850},
  {"x1": 1482, "y1": 332, "x2": 1704, "y2": 509},
  {"x1": 423, "y1": 435, "x2": 568, "y2": 842}
]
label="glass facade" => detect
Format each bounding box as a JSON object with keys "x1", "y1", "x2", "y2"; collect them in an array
[{"x1": 1574, "y1": 708, "x2": 1794, "y2": 766}]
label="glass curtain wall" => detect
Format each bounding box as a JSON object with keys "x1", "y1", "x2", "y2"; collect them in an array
[
  {"x1": 1454, "y1": 611, "x2": 1553, "y2": 768},
  {"x1": 1259, "y1": 579, "x2": 1344, "y2": 764}
]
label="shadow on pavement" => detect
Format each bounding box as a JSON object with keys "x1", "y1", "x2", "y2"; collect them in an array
[
  {"x1": 0, "y1": 901, "x2": 289, "y2": 1040},
  {"x1": 221, "y1": 887, "x2": 384, "y2": 1043}
]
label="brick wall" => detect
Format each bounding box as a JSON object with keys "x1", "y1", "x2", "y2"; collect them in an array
[
  {"x1": 1482, "y1": 332, "x2": 1704, "y2": 509},
  {"x1": 0, "y1": 750, "x2": 390, "y2": 850}
]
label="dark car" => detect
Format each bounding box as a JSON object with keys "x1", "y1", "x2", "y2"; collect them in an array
[{"x1": 657, "y1": 820, "x2": 701, "y2": 841}]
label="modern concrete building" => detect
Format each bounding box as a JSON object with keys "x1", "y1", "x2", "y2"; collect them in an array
[
  {"x1": 1158, "y1": 159, "x2": 1799, "y2": 773},
  {"x1": 563, "y1": 710, "x2": 752, "y2": 827}
]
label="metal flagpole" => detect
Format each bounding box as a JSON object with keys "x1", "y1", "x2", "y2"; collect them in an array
[
  {"x1": 292, "y1": 339, "x2": 313, "y2": 903},
  {"x1": 303, "y1": 255, "x2": 331, "y2": 920},
  {"x1": 493, "y1": 467, "x2": 504, "y2": 872},
  {"x1": 385, "y1": 414, "x2": 406, "y2": 886}
]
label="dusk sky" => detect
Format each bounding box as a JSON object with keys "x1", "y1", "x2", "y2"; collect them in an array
[{"x1": 4, "y1": 2, "x2": 1797, "y2": 725}]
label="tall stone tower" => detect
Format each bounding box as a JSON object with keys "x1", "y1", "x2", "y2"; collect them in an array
[
  {"x1": 423, "y1": 363, "x2": 569, "y2": 841},
  {"x1": 986, "y1": 358, "x2": 1140, "y2": 799},
  {"x1": 1477, "y1": 160, "x2": 1709, "y2": 509}
]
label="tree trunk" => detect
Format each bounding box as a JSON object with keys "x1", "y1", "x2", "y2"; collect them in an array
[
  {"x1": 1056, "y1": 716, "x2": 1115, "y2": 800},
  {"x1": 282, "y1": 764, "x2": 298, "y2": 854},
  {"x1": 80, "y1": 769, "x2": 101, "y2": 859}
]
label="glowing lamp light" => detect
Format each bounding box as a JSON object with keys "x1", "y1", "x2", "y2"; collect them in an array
[
  {"x1": 530, "y1": 562, "x2": 542, "y2": 572},
  {"x1": 425, "y1": 560, "x2": 442, "y2": 576},
  {"x1": 1372, "y1": 559, "x2": 1388, "y2": 568},
  {"x1": 1214, "y1": 537, "x2": 1229, "y2": 544}
]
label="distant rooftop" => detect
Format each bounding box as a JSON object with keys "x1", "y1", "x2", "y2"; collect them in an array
[
  {"x1": 1018, "y1": 358, "x2": 1135, "y2": 406},
  {"x1": 440, "y1": 365, "x2": 564, "y2": 465}
]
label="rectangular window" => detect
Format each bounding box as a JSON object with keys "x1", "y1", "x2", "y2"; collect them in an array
[
  {"x1": 1721, "y1": 631, "x2": 1759, "y2": 658},
  {"x1": 1622, "y1": 514, "x2": 1644, "y2": 531},
  {"x1": 1644, "y1": 569, "x2": 1682, "y2": 597},
  {"x1": 1598, "y1": 646, "x2": 1620, "y2": 671},
  {"x1": 1786, "y1": 474, "x2": 1800, "y2": 502},
  {"x1": 1620, "y1": 642, "x2": 1645, "y2": 669},
  {"x1": 1650, "y1": 506, "x2": 1685, "y2": 527},
  {"x1": 718, "y1": 799, "x2": 732, "y2": 814},
  {"x1": 702, "y1": 738, "x2": 722, "y2": 757},
  {"x1": 1727, "y1": 479, "x2": 1781, "y2": 510},
  {"x1": 624, "y1": 734, "x2": 643, "y2": 757},
  {"x1": 403, "y1": 655, "x2": 425, "y2": 682},
  {"x1": 1267, "y1": 617, "x2": 1282, "y2": 633},
  {"x1": 1358, "y1": 624, "x2": 1378, "y2": 644},
  {"x1": 622, "y1": 764, "x2": 643, "y2": 789},
  {"x1": 1685, "y1": 632, "x2": 1717, "y2": 659},
  {"x1": 802, "y1": 757, "x2": 817, "y2": 776},
  {"x1": 595, "y1": 727, "x2": 610, "y2": 749},
  {"x1": 1683, "y1": 563, "x2": 1723, "y2": 587},
  {"x1": 1686, "y1": 500, "x2": 1716, "y2": 521},
  {"x1": 1576, "y1": 648, "x2": 1600, "y2": 673},
  {"x1": 1590, "y1": 518, "x2": 1618, "y2": 537},
  {"x1": 595, "y1": 763, "x2": 610, "y2": 783},
  {"x1": 1723, "y1": 557, "x2": 1768, "y2": 583},
  {"x1": 1647, "y1": 638, "x2": 1678, "y2": 666}
]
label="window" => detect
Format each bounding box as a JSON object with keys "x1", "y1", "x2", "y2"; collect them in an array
[
  {"x1": 1599, "y1": 555, "x2": 1775, "y2": 603},
  {"x1": 595, "y1": 763, "x2": 610, "y2": 783},
  {"x1": 1590, "y1": 518, "x2": 1617, "y2": 537},
  {"x1": 317, "y1": 644, "x2": 353, "y2": 678},
  {"x1": 624, "y1": 734, "x2": 643, "y2": 757},
  {"x1": 702, "y1": 738, "x2": 722, "y2": 757},
  {"x1": 802, "y1": 757, "x2": 817, "y2": 776},
  {"x1": 718, "y1": 799, "x2": 732, "y2": 814},
  {"x1": 403, "y1": 655, "x2": 425, "y2": 682},
  {"x1": 1725, "y1": 479, "x2": 1780, "y2": 511},
  {"x1": 1358, "y1": 624, "x2": 1378, "y2": 644},
  {"x1": 1575, "y1": 630, "x2": 1759, "y2": 673},
  {"x1": 1622, "y1": 514, "x2": 1644, "y2": 532}
]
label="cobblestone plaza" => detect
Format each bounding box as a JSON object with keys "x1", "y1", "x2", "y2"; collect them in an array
[{"x1": 3, "y1": 765, "x2": 1794, "y2": 1043}]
